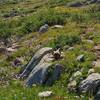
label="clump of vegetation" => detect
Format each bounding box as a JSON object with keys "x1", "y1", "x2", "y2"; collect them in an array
[{"x1": 48, "y1": 32, "x2": 81, "y2": 49}]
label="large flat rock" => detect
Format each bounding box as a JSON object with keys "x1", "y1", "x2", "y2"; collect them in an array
[
  {"x1": 25, "y1": 53, "x2": 53, "y2": 87},
  {"x1": 79, "y1": 73, "x2": 100, "y2": 94},
  {"x1": 20, "y1": 47, "x2": 53, "y2": 79}
]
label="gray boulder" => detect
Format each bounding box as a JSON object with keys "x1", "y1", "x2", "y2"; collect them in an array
[
  {"x1": 38, "y1": 91, "x2": 53, "y2": 97},
  {"x1": 20, "y1": 47, "x2": 53, "y2": 79},
  {"x1": 67, "y1": 47, "x2": 74, "y2": 51},
  {"x1": 25, "y1": 53, "x2": 53, "y2": 87},
  {"x1": 39, "y1": 24, "x2": 49, "y2": 33},
  {"x1": 73, "y1": 71, "x2": 82, "y2": 78},
  {"x1": 46, "y1": 64, "x2": 63, "y2": 85},
  {"x1": 78, "y1": 73, "x2": 100, "y2": 94},
  {"x1": 68, "y1": 71, "x2": 82, "y2": 92}
]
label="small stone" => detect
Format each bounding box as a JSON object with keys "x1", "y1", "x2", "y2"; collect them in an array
[
  {"x1": 68, "y1": 80, "x2": 77, "y2": 91},
  {"x1": 67, "y1": 47, "x2": 74, "y2": 51},
  {"x1": 94, "y1": 87, "x2": 100, "y2": 100},
  {"x1": 73, "y1": 71, "x2": 82, "y2": 78},
  {"x1": 74, "y1": 96, "x2": 80, "y2": 99},
  {"x1": 88, "y1": 69, "x2": 95, "y2": 75},
  {"x1": 38, "y1": 91, "x2": 53, "y2": 97},
  {"x1": 52, "y1": 25, "x2": 63, "y2": 28},
  {"x1": 39, "y1": 24, "x2": 49, "y2": 33},
  {"x1": 6, "y1": 47, "x2": 17, "y2": 52},
  {"x1": 76, "y1": 54, "x2": 84, "y2": 62},
  {"x1": 20, "y1": 47, "x2": 53, "y2": 79},
  {"x1": 79, "y1": 73, "x2": 100, "y2": 94}
]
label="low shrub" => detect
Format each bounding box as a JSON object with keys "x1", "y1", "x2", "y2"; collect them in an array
[{"x1": 48, "y1": 33, "x2": 81, "y2": 49}]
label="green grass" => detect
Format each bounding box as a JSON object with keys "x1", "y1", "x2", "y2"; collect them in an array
[{"x1": 0, "y1": 0, "x2": 100, "y2": 99}]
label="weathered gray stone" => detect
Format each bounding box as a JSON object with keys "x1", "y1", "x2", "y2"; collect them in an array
[
  {"x1": 79, "y1": 73, "x2": 100, "y2": 94},
  {"x1": 68, "y1": 71, "x2": 82, "y2": 92},
  {"x1": 25, "y1": 53, "x2": 53, "y2": 87},
  {"x1": 52, "y1": 25, "x2": 63, "y2": 29},
  {"x1": 46, "y1": 64, "x2": 63, "y2": 85},
  {"x1": 12, "y1": 43, "x2": 21, "y2": 49},
  {"x1": 20, "y1": 47, "x2": 53, "y2": 79},
  {"x1": 67, "y1": 47, "x2": 74, "y2": 51},
  {"x1": 85, "y1": 40, "x2": 94, "y2": 44},
  {"x1": 68, "y1": 80, "x2": 77, "y2": 92},
  {"x1": 39, "y1": 24, "x2": 49, "y2": 33},
  {"x1": 94, "y1": 87, "x2": 100, "y2": 100}
]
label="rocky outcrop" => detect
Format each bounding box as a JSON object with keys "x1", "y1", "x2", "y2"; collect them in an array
[
  {"x1": 25, "y1": 53, "x2": 53, "y2": 87},
  {"x1": 52, "y1": 25, "x2": 63, "y2": 29},
  {"x1": 46, "y1": 64, "x2": 63, "y2": 85},
  {"x1": 19, "y1": 47, "x2": 63, "y2": 87},
  {"x1": 78, "y1": 73, "x2": 100, "y2": 94},
  {"x1": 20, "y1": 47, "x2": 53, "y2": 79},
  {"x1": 38, "y1": 91, "x2": 53, "y2": 97},
  {"x1": 68, "y1": 71, "x2": 82, "y2": 92}
]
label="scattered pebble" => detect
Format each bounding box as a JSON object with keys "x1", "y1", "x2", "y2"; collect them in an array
[{"x1": 38, "y1": 91, "x2": 53, "y2": 97}]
